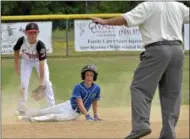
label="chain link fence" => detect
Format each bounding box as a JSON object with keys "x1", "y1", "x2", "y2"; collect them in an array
[
  {"x1": 1, "y1": 16, "x2": 188, "y2": 58},
  {"x1": 1, "y1": 16, "x2": 142, "y2": 58}
]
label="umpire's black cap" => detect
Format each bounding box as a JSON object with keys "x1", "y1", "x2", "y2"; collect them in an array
[{"x1": 25, "y1": 22, "x2": 39, "y2": 32}]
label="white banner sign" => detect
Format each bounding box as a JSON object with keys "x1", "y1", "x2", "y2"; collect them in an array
[
  {"x1": 74, "y1": 20, "x2": 144, "y2": 51},
  {"x1": 1, "y1": 21, "x2": 53, "y2": 54},
  {"x1": 184, "y1": 24, "x2": 189, "y2": 50}
]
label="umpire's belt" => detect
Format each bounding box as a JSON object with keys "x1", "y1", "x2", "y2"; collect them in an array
[{"x1": 145, "y1": 40, "x2": 182, "y2": 49}]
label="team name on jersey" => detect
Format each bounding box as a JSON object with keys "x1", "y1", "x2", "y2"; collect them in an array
[
  {"x1": 21, "y1": 42, "x2": 39, "y2": 61},
  {"x1": 22, "y1": 49, "x2": 39, "y2": 59}
]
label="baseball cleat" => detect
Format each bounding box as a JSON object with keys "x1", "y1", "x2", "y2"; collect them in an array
[
  {"x1": 15, "y1": 110, "x2": 26, "y2": 116},
  {"x1": 125, "y1": 129, "x2": 152, "y2": 139},
  {"x1": 30, "y1": 117, "x2": 37, "y2": 122},
  {"x1": 17, "y1": 116, "x2": 30, "y2": 122}
]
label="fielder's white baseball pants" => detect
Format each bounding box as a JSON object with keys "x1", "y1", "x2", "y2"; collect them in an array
[
  {"x1": 26, "y1": 100, "x2": 80, "y2": 121},
  {"x1": 17, "y1": 59, "x2": 55, "y2": 112}
]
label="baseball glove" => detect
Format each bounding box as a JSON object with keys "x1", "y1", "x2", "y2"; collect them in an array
[{"x1": 32, "y1": 85, "x2": 46, "y2": 101}]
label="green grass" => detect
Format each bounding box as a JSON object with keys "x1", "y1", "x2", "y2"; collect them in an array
[{"x1": 1, "y1": 55, "x2": 189, "y2": 107}]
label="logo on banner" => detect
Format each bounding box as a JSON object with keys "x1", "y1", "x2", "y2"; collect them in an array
[
  {"x1": 88, "y1": 22, "x2": 116, "y2": 34},
  {"x1": 1, "y1": 25, "x2": 18, "y2": 44},
  {"x1": 78, "y1": 22, "x2": 87, "y2": 36}
]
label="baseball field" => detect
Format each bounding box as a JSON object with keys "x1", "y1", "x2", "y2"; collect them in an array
[{"x1": 1, "y1": 53, "x2": 189, "y2": 138}]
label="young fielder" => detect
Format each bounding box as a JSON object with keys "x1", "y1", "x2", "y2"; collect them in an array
[
  {"x1": 13, "y1": 22, "x2": 55, "y2": 115},
  {"x1": 18, "y1": 64, "x2": 102, "y2": 122}
]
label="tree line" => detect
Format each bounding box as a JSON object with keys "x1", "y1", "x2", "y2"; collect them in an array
[
  {"x1": 2, "y1": 1, "x2": 189, "y2": 30},
  {"x1": 1, "y1": 1, "x2": 143, "y2": 15},
  {"x1": 2, "y1": 1, "x2": 189, "y2": 16}
]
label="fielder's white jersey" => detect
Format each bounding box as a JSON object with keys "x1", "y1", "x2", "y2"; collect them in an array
[{"x1": 13, "y1": 36, "x2": 47, "y2": 62}]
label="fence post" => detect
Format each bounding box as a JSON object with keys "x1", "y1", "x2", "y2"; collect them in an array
[{"x1": 65, "y1": 19, "x2": 69, "y2": 56}]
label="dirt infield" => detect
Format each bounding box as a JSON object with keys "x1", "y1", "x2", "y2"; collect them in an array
[{"x1": 2, "y1": 105, "x2": 189, "y2": 139}]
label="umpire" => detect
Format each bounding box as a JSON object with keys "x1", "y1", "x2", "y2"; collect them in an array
[{"x1": 91, "y1": 1, "x2": 189, "y2": 139}]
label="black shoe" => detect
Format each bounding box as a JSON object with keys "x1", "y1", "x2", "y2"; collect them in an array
[{"x1": 125, "y1": 129, "x2": 152, "y2": 139}]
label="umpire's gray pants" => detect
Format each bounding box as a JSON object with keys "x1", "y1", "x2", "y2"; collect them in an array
[{"x1": 130, "y1": 43, "x2": 184, "y2": 139}]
